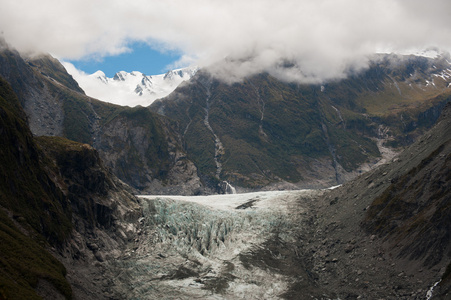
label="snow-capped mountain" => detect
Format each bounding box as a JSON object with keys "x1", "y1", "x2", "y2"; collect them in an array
[{"x1": 66, "y1": 66, "x2": 198, "y2": 107}]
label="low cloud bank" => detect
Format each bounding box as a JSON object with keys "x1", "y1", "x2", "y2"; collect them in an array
[{"x1": 1, "y1": 0, "x2": 451, "y2": 84}]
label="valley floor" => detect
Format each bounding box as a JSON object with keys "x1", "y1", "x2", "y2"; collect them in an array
[{"x1": 98, "y1": 189, "x2": 439, "y2": 299}]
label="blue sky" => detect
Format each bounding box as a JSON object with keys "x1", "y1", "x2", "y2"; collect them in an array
[{"x1": 67, "y1": 42, "x2": 182, "y2": 77}]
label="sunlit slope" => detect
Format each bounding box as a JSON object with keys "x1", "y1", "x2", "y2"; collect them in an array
[{"x1": 152, "y1": 54, "x2": 451, "y2": 188}]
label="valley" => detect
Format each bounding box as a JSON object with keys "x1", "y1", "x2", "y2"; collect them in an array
[
  {"x1": 117, "y1": 190, "x2": 316, "y2": 299},
  {"x1": 0, "y1": 39, "x2": 450, "y2": 299}
]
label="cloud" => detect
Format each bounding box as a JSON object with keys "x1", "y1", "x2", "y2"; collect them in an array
[{"x1": 2, "y1": 0, "x2": 451, "y2": 83}]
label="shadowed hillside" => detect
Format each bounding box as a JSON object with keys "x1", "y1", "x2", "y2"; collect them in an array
[{"x1": 0, "y1": 76, "x2": 141, "y2": 299}]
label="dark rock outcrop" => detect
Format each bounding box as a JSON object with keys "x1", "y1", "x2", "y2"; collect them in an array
[
  {"x1": 0, "y1": 75, "x2": 73, "y2": 299},
  {"x1": 36, "y1": 135, "x2": 143, "y2": 299},
  {"x1": 0, "y1": 76, "x2": 142, "y2": 299}
]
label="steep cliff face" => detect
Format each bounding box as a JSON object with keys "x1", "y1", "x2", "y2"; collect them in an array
[
  {"x1": 0, "y1": 40, "x2": 83, "y2": 137},
  {"x1": 92, "y1": 103, "x2": 204, "y2": 195},
  {"x1": 0, "y1": 76, "x2": 73, "y2": 299},
  {"x1": 0, "y1": 77, "x2": 142, "y2": 299},
  {"x1": 361, "y1": 102, "x2": 451, "y2": 298},
  {"x1": 36, "y1": 135, "x2": 143, "y2": 299}
]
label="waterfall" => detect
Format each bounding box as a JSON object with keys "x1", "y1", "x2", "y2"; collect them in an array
[
  {"x1": 200, "y1": 79, "x2": 225, "y2": 179},
  {"x1": 426, "y1": 280, "x2": 441, "y2": 300},
  {"x1": 223, "y1": 181, "x2": 236, "y2": 194}
]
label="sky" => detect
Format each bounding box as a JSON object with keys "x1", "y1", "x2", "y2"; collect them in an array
[
  {"x1": 67, "y1": 42, "x2": 181, "y2": 77},
  {"x1": 1, "y1": 0, "x2": 451, "y2": 84}
]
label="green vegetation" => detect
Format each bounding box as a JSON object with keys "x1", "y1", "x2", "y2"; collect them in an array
[
  {"x1": 0, "y1": 78, "x2": 72, "y2": 245},
  {"x1": 0, "y1": 77, "x2": 72, "y2": 298},
  {"x1": 90, "y1": 104, "x2": 175, "y2": 188},
  {"x1": 153, "y1": 57, "x2": 450, "y2": 188},
  {"x1": 327, "y1": 124, "x2": 380, "y2": 171},
  {"x1": 90, "y1": 98, "x2": 126, "y2": 126},
  {"x1": 0, "y1": 210, "x2": 72, "y2": 299},
  {"x1": 26, "y1": 54, "x2": 84, "y2": 93},
  {"x1": 118, "y1": 107, "x2": 171, "y2": 177},
  {"x1": 153, "y1": 73, "x2": 385, "y2": 187},
  {"x1": 61, "y1": 91, "x2": 95, "y2": 144}
]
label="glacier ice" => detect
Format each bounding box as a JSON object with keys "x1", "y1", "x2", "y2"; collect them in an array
[{"x1": 108, "y1": 190, "x2": 316, "y2": 299}]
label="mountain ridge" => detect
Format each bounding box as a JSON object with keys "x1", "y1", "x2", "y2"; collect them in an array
[
  {"x1": 151, "y1": 54, "x2": 451, "y2": 190},
  {"x1": 2, "y1": 39, "x2": 451, "y2": 194},
  {"x1": 0, "y1": 44, "x2": 206, "y2": 195},
  {"x1": 66, "y1": 65, "x2": 198, "y2": 107},
  {"x1": 0, "y1": 42, "x2": 450, "y2": 298},
  {"x1": 0, "y1": 76, "x2": 141, "y2": 299}
]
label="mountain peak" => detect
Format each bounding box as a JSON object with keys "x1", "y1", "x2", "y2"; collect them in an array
[
  {"x1": 91, "y1": 70, "x2": 108, "y2": 84},
  {"x1": 163, "y1": 68, "x2": 198, "y2": 80},
  {"x1": 71, "y1": 67, "x2": 198, "y2": 107},
  {"x1": 113, "y1": 71, "x2": 128, "y2": 81}
]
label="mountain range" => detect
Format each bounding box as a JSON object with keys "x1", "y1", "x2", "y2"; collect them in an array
[
  {"x1": 152, "y1": 54, "x2": 451, "y2": 189},
  {"x1": 66, "y1": 66, "x2": 198, "y2": 107},
  {"x1": 0, "y1": 38, "x2": 451, "y2": 298},
  {"x1": 1, "y1": 37, "x2": 451, "y2": 194}
]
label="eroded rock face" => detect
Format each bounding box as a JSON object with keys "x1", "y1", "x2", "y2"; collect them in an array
[
  {"x1": 36, "y1": 136, "x2": 143, "y2": 299},
  {"x1": 313, "y1": 102, "x2": 451, "y2": 299},
  {"x1": 0, "y1": 45, "x2": 66, "y2": 137},
  {"x1": 97, "y1": 112, "x2": 205, "y2": 195},
  {"x1": 0, "y1": 77, "x2": 143, "y2": 299}
]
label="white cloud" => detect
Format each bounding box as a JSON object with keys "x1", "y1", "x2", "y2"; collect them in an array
[{"x1": 2, "y1": 0, "x2": 451, "y2": 83}]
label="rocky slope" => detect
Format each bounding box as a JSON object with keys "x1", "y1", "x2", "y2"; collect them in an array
[
  {"x1": 297, "y1": 101, "x2": 451, "y2": 299},
  {"x1": 0, "y1": 75, "x2": 73, "y2": 299},
  {"x1": 0, "y1": 40, "x2": 204, "y2": 195},
  {"x1": 0, "y1": 76, "x2": 141, "y2": 299},
  {"x1": 36, "y1": 136, "x2": 142, "y2": 300}
]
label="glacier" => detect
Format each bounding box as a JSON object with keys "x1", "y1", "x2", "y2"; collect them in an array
[{"x1": 107, "y1": 190, "x2": 321, "y2": 299}]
